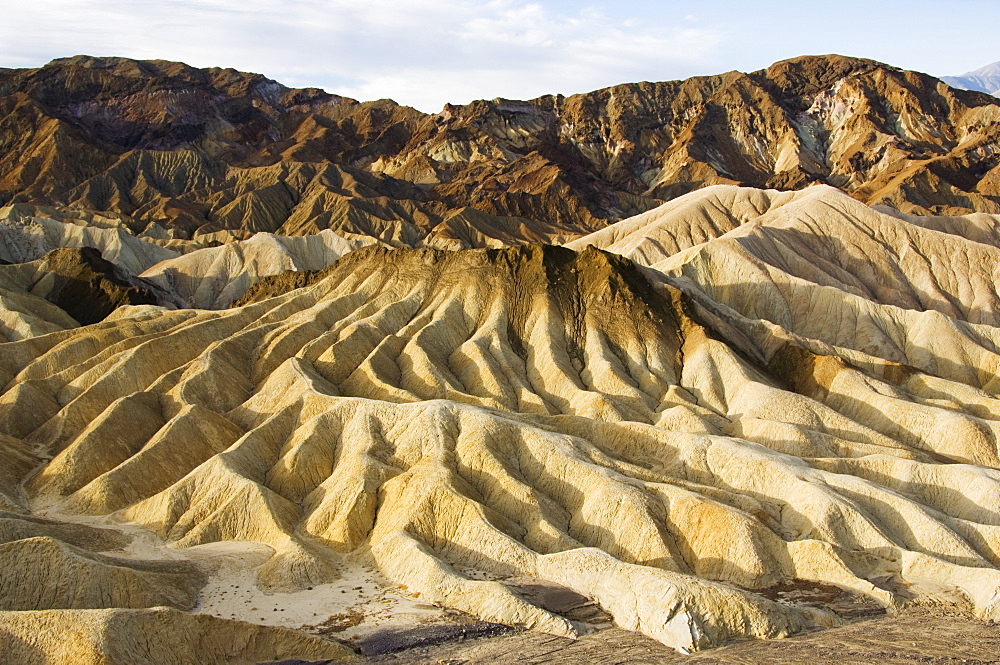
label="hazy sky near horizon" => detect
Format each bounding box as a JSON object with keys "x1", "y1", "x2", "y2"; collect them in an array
[{"x1": 2, "y1": 0, "x2": 997, "y2": 112}]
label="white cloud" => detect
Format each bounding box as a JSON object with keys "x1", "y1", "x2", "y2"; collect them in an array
[{"x1": 0, "y1": 0, "x2": 726, "y2": 112}]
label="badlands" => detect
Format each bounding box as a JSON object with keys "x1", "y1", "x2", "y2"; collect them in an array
[{"x1": 0, "y1": 54, "x2": 999, "y2": 664}]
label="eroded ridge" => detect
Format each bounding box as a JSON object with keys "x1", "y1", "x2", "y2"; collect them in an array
[{"x1": 2, "y1": 244, "x2": 1000, "y2": 653}]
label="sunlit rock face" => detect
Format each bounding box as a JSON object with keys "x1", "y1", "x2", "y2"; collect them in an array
[{"x1": 3, "y1": 184, "x2": 1000, "y2": 659}]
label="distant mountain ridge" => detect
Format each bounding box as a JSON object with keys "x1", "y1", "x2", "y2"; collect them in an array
[
  {"x1": 943, "y1": 61, "x2": 1000, "y2": 96},
  {"x1": 1, "y1": 52, "x2": 1000, "y2": 250}
]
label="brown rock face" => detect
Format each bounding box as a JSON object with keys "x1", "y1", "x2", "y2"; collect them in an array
[
  {"x1": 1, "y1": 54, "x2": 998, "y2": 246},
  {"x1": 230, "y1": 267, "x2": 326, "y2": 307},
  {"x1": 13, "y1": 246, "x2": 159, "y2": 324}
]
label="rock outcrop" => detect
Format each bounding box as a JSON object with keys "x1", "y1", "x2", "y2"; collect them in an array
[
  {"x1": 0, "y1": 607, "x2": 355, "y2": 665},
  {"x1": 574, "y1": 184, "x2": 1000, "y2": 389},
  {"x1": 1, "y1": 246, "x2": 160, "y2": 324},
  {"x1": 0, "y1": 206, "x2": 368, "y2": 309},
  {"x1": 138, "y1": 229, "x2": 372, "y2": 309}
]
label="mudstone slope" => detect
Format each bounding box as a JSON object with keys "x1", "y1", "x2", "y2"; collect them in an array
[{"x1": 2, "y1": 184, "x2": 1000, "y2": 661}]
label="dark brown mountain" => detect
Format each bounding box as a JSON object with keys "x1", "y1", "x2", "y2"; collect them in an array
[
  {"x1": 1, "y1": 54, "x2": 999, "y2": 245},
  {"x1": 0, "y1": 246, "x2": 159, "y2": 324}
]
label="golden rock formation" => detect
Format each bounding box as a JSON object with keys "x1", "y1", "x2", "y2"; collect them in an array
[
  {"x1": 2, "y1": 203, "x2": 1000, "y2": 659},
  {"x1": 0, "y1": 607, "x2": 354, "y2": 664}
]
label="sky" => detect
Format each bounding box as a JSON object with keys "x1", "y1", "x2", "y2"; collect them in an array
[{"x1": 1, "y1": 0, "x2": 997, "y2": 112}]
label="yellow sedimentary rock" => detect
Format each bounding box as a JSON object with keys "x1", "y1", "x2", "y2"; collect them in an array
[{"x1": 2, "y1": 187, "x2": 1000, "y2": 659}]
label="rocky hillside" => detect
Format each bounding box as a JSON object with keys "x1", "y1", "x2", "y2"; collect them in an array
[
  {"x1": 4, "y1": 188, "x2": 1000, "y2": 662},
  {"x1": 2, "y1": 54, "x2": 1000, "y2": 248}
]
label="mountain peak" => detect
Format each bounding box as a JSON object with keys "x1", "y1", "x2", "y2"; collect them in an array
[
  {"x1": 958, "y1": 60, "x2": 1000, "y2": 78},
  {"x1": 942, "y1": 60, "x2": 1000, "y2": 96}
]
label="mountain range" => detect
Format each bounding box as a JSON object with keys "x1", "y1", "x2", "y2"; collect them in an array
[
  {"x1": 2, "y1": 52, "x2": 1000, "y2": 249},
  {"x1": 943, "y1": 61, "x2": 1000, "y2": 97}
]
